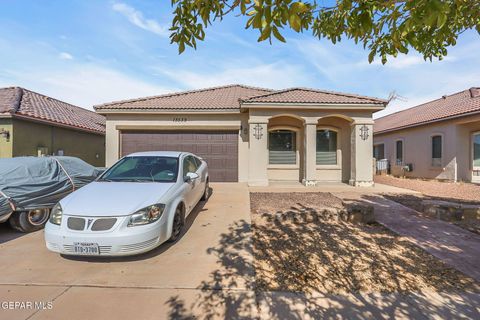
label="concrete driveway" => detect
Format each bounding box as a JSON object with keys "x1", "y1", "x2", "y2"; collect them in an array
[
  {"x1": 0, "y1": 183, "x2": 254, "y2": 320},
  {"x1": 1, "y1": 182, "x2": 479, "y2": 319}
]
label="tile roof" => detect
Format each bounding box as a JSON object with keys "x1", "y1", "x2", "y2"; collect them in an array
[
  {"x1": 240, "y1": 87, "x2": 387, "y2": 105},
  {"x1": 374, "y1": 88, "x2": 480, "y2": 134},
  {"x1": 94, "y1": 84, "x2": 274, "y2": 111},
  {"x1": 0, "y1": 87, "x2": 105, "y2": 134}
]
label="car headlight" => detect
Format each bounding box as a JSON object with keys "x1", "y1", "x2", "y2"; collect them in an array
[
  {"x1": 49, "y1": 203, "x2": 63, "y2": 225},
  {"x1": 128, "y1": 204, "x2": 165, "y2": 227}
]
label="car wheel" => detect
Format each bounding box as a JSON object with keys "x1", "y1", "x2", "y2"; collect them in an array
[
  {"x1": 8, "y1": 209, "x2": 50, "y2": 233},
  {"x1": 168, "y1": 205, "x2": 184, "y2": 242},
  {"x1": 201, "y1": 179, "x2": 210, "y2": 201},
  {"x1": 8, "y1": 213, "x2": 22, "y2": 232}
]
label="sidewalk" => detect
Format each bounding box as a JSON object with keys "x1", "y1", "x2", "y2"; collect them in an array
[{"x1": 335, "y1": 193, "x2": 480, "y2": 283}]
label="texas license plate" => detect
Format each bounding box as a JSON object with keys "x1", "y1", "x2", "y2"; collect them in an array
[{"x1": 73, "y1": 242, "x2": 99, "y2": 255}]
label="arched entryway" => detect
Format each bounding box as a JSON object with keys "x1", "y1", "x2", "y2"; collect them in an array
[
  {"x1": 315, "y1": 115, "x2": 353, "y2": 182},
  {"x1": 267, "y1": 115, "x2": 305, "y2": 182}
]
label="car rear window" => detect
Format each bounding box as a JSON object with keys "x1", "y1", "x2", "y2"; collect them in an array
[{"x1": 99, "y1": 156, "x2": 179, "y2": 182}]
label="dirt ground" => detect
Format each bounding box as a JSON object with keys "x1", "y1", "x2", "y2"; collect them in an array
[
  {"x1": 375, "y1": 175, "x2": 480, "y2": 201},
  {"x1": 250, "y1": 192, "x2": 479, "y2": 295}
]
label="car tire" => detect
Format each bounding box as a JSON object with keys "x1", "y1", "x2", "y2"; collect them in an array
[
  {"x1": 201, "y1": 179, "x2": 210, "y2": 201},
  {"x1": 8, "y1": 213, "x2": 22, "y2": 232},
  {"x1": 168, "y1": 204, "x2": 184, "y2": 243},
  {"x1": 8, "y1": 209, "x2": 50, "y2": 233}
]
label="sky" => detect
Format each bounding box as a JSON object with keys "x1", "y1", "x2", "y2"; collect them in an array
[{"x1": 0, "y1": 0, "x2": 479, "y2": 118}]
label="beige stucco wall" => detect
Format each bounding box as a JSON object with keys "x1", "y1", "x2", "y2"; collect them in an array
[
  {"x1": 102, "y1": 106, "x2": 378, "y2": 186},
  {"x1": 248, "y1": 107, "x2": 376, "y2": 186},
  {"x1": 10, "y1": 118, "x2": 105, "y2": 166},
  {"x1": 373, "y1": 115, "x2": 480, "y2": 182},
  {"x1": 0, "y1": 118, "x2": 13, "y2": 158}
]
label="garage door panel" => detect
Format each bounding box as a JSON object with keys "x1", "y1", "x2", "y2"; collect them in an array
[{"x1": 121, "y1": 131, "x2": 238, "y2": 182}]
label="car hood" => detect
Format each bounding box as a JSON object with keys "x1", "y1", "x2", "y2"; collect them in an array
[{"x1": 61, "y1": 181, "x2": 175, "y2": 217}]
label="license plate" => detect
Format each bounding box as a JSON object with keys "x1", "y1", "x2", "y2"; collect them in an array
[{"x1": 73, "y1": 242, "x2": 99, "y2": 255}]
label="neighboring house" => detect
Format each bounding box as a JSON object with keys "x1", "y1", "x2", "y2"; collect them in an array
[
  {"x1": 373, "y1": 87, "x2": 480, "y2": 183},
  {"x1": 0, "y1": 87, "x2": 105, "y2": 166},
  {"x1": 95, "y1": 84, "x2": 386, "y2": 186}
]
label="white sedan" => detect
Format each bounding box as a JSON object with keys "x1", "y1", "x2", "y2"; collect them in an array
[{"x1": 44, "y1": 151, "x2": 210, "y2": 256}]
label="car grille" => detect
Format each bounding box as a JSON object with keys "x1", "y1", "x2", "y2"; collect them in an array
[
  {"x1": 67, "y1": 217, "x2": 85, "y2": 230},
  {"x1": 66, "y1": 217, "x2": 117, "y2": 231},
  {"x1": 119, "y1": 237, "x2": 159, "y2": 253},
  {"x1": 91, "y1": 218, "x2": 117, "y2": 231}
]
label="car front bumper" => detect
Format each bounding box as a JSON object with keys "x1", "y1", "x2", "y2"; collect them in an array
[{"x1": 44, "y1": 215, "x2": 170, "y2": 256}]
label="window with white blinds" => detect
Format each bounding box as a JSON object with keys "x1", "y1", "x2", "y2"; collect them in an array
[
  {"x1": 268, "y1": 130, "x2": 297, "y2": 164},
  {"x1": 316, "y1": 130, "x2": 337, "y2": 165}
]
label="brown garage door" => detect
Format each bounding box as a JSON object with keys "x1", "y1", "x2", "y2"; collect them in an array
[{"x1": 120, "y1": 130, "x2": 238, "y2": 182}]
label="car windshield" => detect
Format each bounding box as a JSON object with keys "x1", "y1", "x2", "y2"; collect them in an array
[{"x1": 99, "y1": 156, "x2": 179, "y2": 182}]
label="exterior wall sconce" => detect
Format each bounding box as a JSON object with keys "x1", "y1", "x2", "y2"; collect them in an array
[
  {"x1": 359, "y1": 125, "x2": 369, "y2": 141},
  {"x1": 253, "y1": 124, "x2": 263, "y2": 140},
  {"x1": 0, "y1": 128, "x2": 10, "y2": 142}
]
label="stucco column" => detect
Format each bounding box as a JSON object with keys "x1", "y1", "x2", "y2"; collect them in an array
[
  {"x1": 105, "y1": 121, "x2": 119, "y2": 167},
  {"x1": 350, "y1": 122, "x2": 374, "y2": 187},
  {"x1": 248, "y1": 121, "x2": 269, "y2": 186},
  {"x1": 302, "y1": 121, "x2": 317, "y2": 186}
]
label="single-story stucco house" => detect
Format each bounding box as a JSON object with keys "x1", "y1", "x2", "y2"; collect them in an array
[
  {"x1": 0, "y1": 87, "x2": 106, "y2": 166},
  {"x1": 373, "y1": 87, "x2": 480, "y2": 183},
  {"x1": 94, "y1": 84, "x2": 387, "y2": 186}
]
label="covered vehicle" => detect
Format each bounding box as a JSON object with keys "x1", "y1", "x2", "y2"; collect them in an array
[{"x1": 0, "y1": 156, "x2": 103, "y2": 232}]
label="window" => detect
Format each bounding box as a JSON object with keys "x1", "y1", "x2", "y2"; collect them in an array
[
  {"x1": 395, "y1": 140, "x2": 403, "y2": 165},
  {"x1": 316, "y1": 130, "x2": 337, "y2": 165},
  {"x1": 431, "y1": 135, "x2": 442, "y2": 167},
  {"x1": 183, "y1": 156, "x2": 198, "y2": 177},
  {"x1": 373, "y1": 144, "x2": 385, "y2": 160},
  {"x1": 474, "y1": 133, "x2": 480, "y2": 167},
  {"x1": 269, "y1": 130, "x2": 296, "y2": 164},
  {"x1": 194, "y1": 157, "x2": 203, "y2": 168},
  {"x1": 100, "y1": 156, "x2": 179, "y2": 182}
]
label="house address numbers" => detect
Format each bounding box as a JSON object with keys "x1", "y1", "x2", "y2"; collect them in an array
[{"x1": 172, "y1": 117, "x2": 187, "y2": 122}]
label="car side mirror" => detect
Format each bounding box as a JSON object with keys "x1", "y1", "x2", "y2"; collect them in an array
[{"x1": 184, "y1": 172, "x2": 199, "y2": 182}]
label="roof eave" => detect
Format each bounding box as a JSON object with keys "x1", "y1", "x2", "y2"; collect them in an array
[
  {"x1": 240, "y1": 102, "x2": 386, "y2": 111},
  {"x1": 11, "y1": 114, "x2": 105, "y2": 135},
  {"x1": 95, "y1": 108, "x2": 241, "y2": 114},
  {"x1": 374, "y1": 109, "x2": 480, "y2": 135}
]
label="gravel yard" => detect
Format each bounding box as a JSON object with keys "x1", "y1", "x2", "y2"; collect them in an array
[
  {"x1": 250, "y1": 192, "x2": 479, "y2": 294},
  {"x1": 375, "y1": 175, "x2": 480, "y2": 201}
]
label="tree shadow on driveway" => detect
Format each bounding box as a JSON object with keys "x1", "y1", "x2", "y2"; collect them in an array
[
  {"x1": 0, "y1": 223, "x2": 29, "y2": 244},
  {"x1": 163, "y1": 192, "x2": 480, "y2": 319}
]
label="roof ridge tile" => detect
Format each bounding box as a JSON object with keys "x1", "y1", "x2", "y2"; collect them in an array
[{"x1": 95, "y1": 84, "x2": 274, "y2": 109}]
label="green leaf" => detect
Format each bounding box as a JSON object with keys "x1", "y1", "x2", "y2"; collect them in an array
[
  {"x1": 291, "y1": 2, "x2": 308, "y2": 15},
  {"x1": 258, "y1": 25, "x2": 271, "y2": 42},
  {"x1": 272, "y1": 26, "x2": 286, "y2": 42},
  {"x1": 178, "y1": 41, "x2": 185, "y2": 54},
  {"x1": 368, "y1": 50, "x2": 375, "y2": 63},
  {"x1": 288, "y1": 14, "x2": 302, "y2": 32},
  {"x1": 253, "y1": 13, "x2": 263, "y2": 28},
  {"x1": 437, "y1": 13, "x2": 448, "y2": 28}
]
